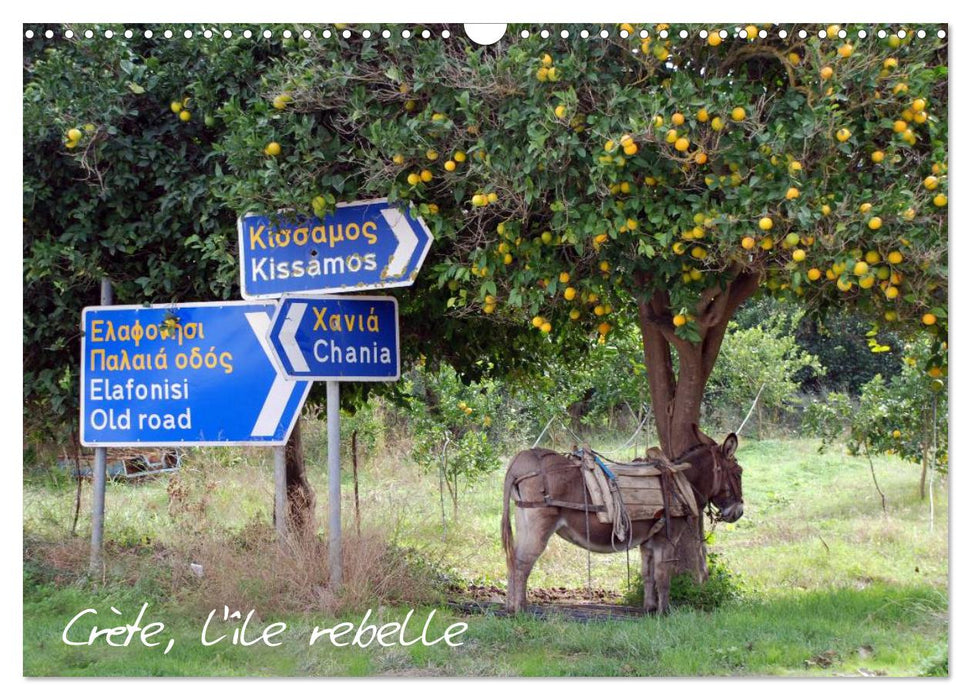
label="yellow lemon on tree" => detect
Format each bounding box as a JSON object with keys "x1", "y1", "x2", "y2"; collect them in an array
[
  {"x1": 885, "y1": 286, "x2": 899, "y2": 299},
  {"x1": 675, "y1": 137, "x2": 689, "y2": 152},
  {"x1": 934, "y1": 194, "x2": 947, "y2": 207},
  {"x1": 836, "y1": 128, "x2": 851, "y2": 142},
  {"x1": 407, "y1": 173, "x2": 421, "y2": 186},
  {"x1": 868, "y1": 217, "x2": 882, "y2": 230},
  {"x1": 179, "y1": 110, "x2": 191, "y2": 122},
  {"x1": 731, "y1": 107, "x2": 746, "y2": 121},
  {"x1": 671, "y1": 112, "x2": 685, "y2": 126},
  {"x1": 820, "y1": 66, "x2": 834, "y2": 80},
  {"x1": 67, "y1": 127, "x2": 83, "y2": 142},
  {"x1": 837, "y1": 43, "x2": 853, "y2": 58},
  {"x1": 922, "y1": 313, "x2": 937, "y2": 326},
  {"x1": 887, "y1": 251, "x2": 903, "y2": 265},
  {"x1": 564, "y1": 287, "x2": 577, "y2": 301},
  {"x1": 444, "y1": 160, "x2": 456, "y2": 172},
  {"x1": 872, "y1": 151, "x2": 885, "y2": 163},
  {"x1": 741, "y1": 236, "x2": 756, "y2": 250},
  {"x1": 912, "y1": 98, "x2": 927, "y2": 112},
  {"x1": 697, "y1": 108, "x2": 709, "y2": 122},
  {"x1": 264, "y1": 141, "x2": 281, "y2": 156},
  {"x1": 554, "y1": 104, "x2": 567, "y2": 119},
  {"x1": 792, "y1": 249, "x2": 806, "y2": 262},
  {"x1": 392, "y1": 153, "x2": 405, "y2": 165},
  {"x1": 853, "y1": 261, "x2": 869, "y2": 276},
  {"x1": 807, "y1": 267, "x2": 822, "y2": 281},
  {"x1": 708, "y1": 32, "x2": 722, "y2": 47},
  {"x1": 786, "y1": 187, "x2": 800, "y2": 200},
  {"x1": 420, "y1": 169, "x2": 433, "y2": 182},
  {"x1": 454, "y1": 151, "x2": 466, "y2": 162},
  {"x1": 923, "y1": 175, "x2": 939, "y2": 190},
  {"x1": 673, "y1": 313, "x2": 687, "y2": 327},
  {"x1": 759, "y1": 216, "x2": 773, "y2": 231},
  {"x1": 711, "y1": 116, "x2": 725, "y2": 131}
]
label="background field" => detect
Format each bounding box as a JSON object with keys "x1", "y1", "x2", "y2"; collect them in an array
[{"x1": 23, "y1": 428, "x2": 948, "y2": 677}]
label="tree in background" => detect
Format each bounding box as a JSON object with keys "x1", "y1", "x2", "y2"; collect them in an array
[
  {"x1": 213, "y1": 22, "x2": 947, "y2": 463},
  {"x1": 706, "y1": 312, "x2": 823, "y2": 436}
]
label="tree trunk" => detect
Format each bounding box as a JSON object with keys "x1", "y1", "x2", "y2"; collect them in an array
[
  {"x1": 284, "y1": 418, "x2": 316, "y2": 539},
  {"x1": 635, "y1": 270, "x2": 760, "y2": 580}
]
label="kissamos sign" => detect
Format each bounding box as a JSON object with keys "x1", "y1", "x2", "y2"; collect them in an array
[{"x1": 237, "y1": 198, "x2": 433, "y2": 299}]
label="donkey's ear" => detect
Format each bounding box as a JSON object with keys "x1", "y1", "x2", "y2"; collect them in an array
[{"x1": 722, "y1": 433, "x2": 739, "y2": 458}]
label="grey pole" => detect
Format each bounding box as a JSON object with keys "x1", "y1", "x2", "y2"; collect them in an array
[
  {"x1": 89, "y1": 277, "x2": 112, "y2": 577},
  {"x1": 327, "y1": 380, "x2": 342, "y2": 587},
  {"x1": 274, "y1": 446, "x2": 287, "y2": 541}
]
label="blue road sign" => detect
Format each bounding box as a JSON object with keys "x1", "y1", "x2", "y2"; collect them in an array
[
  {"x1": 267, "y1": 296, "x2": 400, "y2": 381},
  {"x1": 237, "y1": 198, "x2": 433, "y2": 299},
  {"x1": 80, "y1": 302, "x2": 312, "y2": 447}
]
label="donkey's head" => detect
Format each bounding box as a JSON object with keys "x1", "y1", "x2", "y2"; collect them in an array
[{"x1": 681, "y1": 425, "x2": 744, "y2": 523}]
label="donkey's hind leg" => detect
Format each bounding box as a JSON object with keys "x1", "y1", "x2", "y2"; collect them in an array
[{"x1": 508, "y1": 508, "x2": 559, "y2": 613}]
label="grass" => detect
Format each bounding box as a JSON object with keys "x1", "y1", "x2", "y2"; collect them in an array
[{"x1": 22, "y1": 430, "x2": 949, "y2": 677}]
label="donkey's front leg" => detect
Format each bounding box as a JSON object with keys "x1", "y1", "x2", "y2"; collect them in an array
[{"x1": 640, "y1": 541, "x2": 658, "y2": 614}]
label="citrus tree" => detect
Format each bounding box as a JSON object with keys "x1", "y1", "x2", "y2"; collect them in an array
[
  {"x1": 22, "y1": 25, "x2": 561, "y2": 437},
  {"x1": 215, "y1": 22, "x2": 948, "y2": 459}
]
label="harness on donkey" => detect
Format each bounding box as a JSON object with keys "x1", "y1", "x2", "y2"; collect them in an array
[{"x1": 511, "y1": 445, "x2": 699, "y2": 548}]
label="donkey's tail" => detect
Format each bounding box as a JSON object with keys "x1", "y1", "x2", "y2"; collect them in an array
[{"x1": 501, "y1": 459, "x2": 517, "y2": 575}]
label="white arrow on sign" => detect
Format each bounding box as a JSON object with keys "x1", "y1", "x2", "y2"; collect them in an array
[
  {"x1": 277, "y1": 302, "x2": 310, "y2": 373},
  {"x1": 381, "y1": 207, "x2": 419, "y2": 278},
  {"x1": 245, "y1": 311, "x2": 303, "y2": 437}
]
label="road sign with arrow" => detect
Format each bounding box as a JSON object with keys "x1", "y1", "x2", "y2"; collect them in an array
[
  {"x1": 266, "y1": 296, "x2": 399, "y2": 381},
  {"x1": 80, "y1": 302, "x2": 311, "y2": 446},
  {"x1": 237, "y1": 198, "x2": 433, "y2": 299}
]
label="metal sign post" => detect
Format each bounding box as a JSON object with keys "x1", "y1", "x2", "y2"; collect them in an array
[
  {"x1": 274, "y1": 446, "x2": 287, "y2": 541},
  {"x1": 327, "y1": 381, "x2": 341, "y2": 587},
  {"x1": 89, "y1": 278, "x2": 112, "y2": 577},
  {"x1": 266, "y1": 296, "x2": 402, "y2": 588}
]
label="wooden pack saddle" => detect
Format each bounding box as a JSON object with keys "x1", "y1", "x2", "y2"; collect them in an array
[{"x1": 577, "y1": 446, "x2": 699, "y2": 526}]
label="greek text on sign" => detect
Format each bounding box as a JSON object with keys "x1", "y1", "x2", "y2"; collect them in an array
[
  {"x1": 237, "y1": 199, "x2": 433, "y2": 299},
  {"x1": 80, "y1": 302, "x2": 311, "y2": 446},
  {"x1": 267, "y1": 296, "x2": 400, "y2": 381}
]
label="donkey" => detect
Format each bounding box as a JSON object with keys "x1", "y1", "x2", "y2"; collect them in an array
[{"x1": 501, "y1": 426, "x2": 744, "y2": 614}]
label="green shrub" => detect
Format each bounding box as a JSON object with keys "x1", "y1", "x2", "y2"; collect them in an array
[{"x1": 622, "y1": 552, "x2": 744, "y2": 611}]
